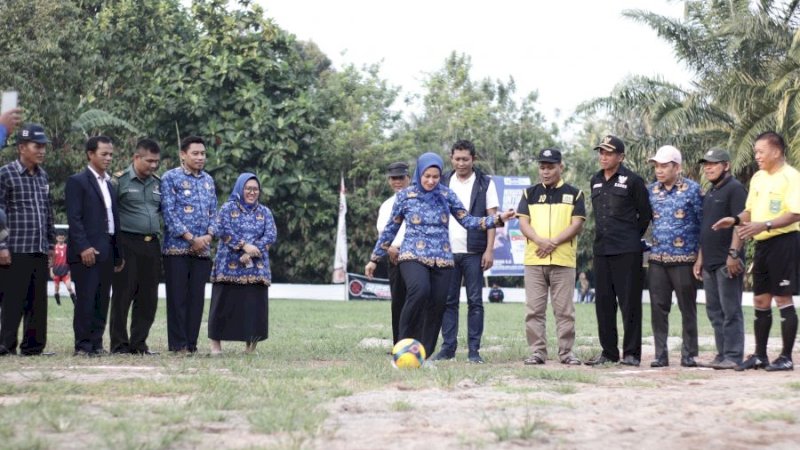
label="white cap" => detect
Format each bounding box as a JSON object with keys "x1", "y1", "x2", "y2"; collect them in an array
[{"x1": 649, "y1": 145, "x2": 682, "y2": 164}]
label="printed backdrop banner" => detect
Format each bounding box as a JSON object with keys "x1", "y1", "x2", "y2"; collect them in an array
[
  {"x1": 486, "y1": 175, "x2": 531, "y2": 277},
  {"x1": 347, "y1": 273, "x2": 391, "y2": 301}
]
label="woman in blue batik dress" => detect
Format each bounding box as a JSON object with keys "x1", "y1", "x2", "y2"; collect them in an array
[
  {"x1": 209, "y1": 173, "x2": 277, "y2": 354},
  {"x1": 365, "y1": 153, "x2": 515, "y2": 358}
]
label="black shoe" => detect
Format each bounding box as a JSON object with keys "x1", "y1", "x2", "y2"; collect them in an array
[
  {"x1": 134, "y1": 349, "x2": 160, "y2": 356},
  {"x1": 585, "y1": 355, "x2": 618, "y2": 366},
  {"x1": 54, "y1": 293, "x2": 61, "y2": 306},
  {"x1": 431, "y1": 351, "x2": 455, "y2": 361},
  {"x1": 93, "y1": 349, "x2": 109, "y2": 356},
  {"x1": 650, "y1": 358, "x2": 669, "y2": 368},
  {"x1": 735, "y1": 354, "x2": 768, "y2": 371},
  {"x1": 468, "y1": 352, "x2": 485, "y2": 364},
  {"x1": 765, "y1": 355, "x2": 794, "y2": 372},
  {"x1": 21, "y1": 351, "x2": 55, "y2": 357},
  {"x1": 620, "y1": 355, "x2": 640, "y2": 367},
  {"x1": 680, "y1": 356, "x2": 697, "y2": 367},
  {"x1": 69, "y1": 293, "x2": 77, "y2": 305},
  {"x1": 111, "y1": 348, "x2": 131, "y2": 355},
  {"x1": 73, "y1": 349, "x2": 98, "y2": 357}
]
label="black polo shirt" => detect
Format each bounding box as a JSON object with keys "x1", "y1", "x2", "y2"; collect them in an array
[
  {"x1": 699, "y1": 174, "x2": 747, "y2": 271},
  {"x1": 590, "y1": 164, "x2": 652, "y2": 256}
]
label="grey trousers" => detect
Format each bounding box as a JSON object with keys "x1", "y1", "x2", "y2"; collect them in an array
[
  {"x1": 649, "y1": 263, "x2": 698, "y2": 359},
  {"x1": 703, "y1": 266, "x2": 744, "y2": 363}
]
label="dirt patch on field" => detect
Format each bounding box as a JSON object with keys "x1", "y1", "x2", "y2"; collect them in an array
[{"x1": 312, "y1": 339, "x2": 800, "y2": 450}]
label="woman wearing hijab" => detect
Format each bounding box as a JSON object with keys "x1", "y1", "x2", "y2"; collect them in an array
[
  {"x1": 365, "y1": 153, "x2": 515, "y2": 358},
  {"x1": 209, "y1": 173, "x2": 277, "y2": 354}
]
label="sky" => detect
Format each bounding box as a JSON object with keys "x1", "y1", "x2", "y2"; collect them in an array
[{"x1": 258, "y1": 0, "x2": 694, "y2": 129}]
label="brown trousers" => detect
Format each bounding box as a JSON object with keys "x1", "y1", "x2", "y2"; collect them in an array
[{"x1": 524, "y1": 265, "x2": 577, "y2": 361}]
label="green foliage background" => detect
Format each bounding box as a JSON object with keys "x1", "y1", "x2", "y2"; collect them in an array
[{"x1": 4, "y1": 0, "x2": 799, "y2": 282}]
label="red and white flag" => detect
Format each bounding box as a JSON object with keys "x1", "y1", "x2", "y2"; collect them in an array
[{"x1": 332, "y1": 175, "x2": 347, "y2": 283}]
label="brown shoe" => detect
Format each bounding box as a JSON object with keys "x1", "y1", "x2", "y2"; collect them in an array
[{"x1": 524, "y1": 354, "x2": 545, "y2": 365}]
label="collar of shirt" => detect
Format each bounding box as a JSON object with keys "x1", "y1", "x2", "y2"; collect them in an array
[
  {"x1": 656, "y1": 175, "x2": 686, "y2": 193},
  {"x1": 13, "y1": 159, "x2": 41, "y2": 176},
  {"x1": 595, "y1": 163, "x2": 630, "y2": 182},
  {"x1": 87, "y1": 165, "x2": 110, "y2": 183},
  {"x1": 708, "y1": 173, "x2": 732, "y2": 193},
  {"x1": 181, "y1": 165, "x2": 204, "y2": 178},
  {"x1": 541, "y1": 179, "x2": 565, "y2": 190},
  {"x1": 453, "y1": 171, "x2": 476, "y2": 185}
]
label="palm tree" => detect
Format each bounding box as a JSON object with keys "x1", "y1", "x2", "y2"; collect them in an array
[{"x1": 578, "y1": 0, "x2": 800, "y2": 176}]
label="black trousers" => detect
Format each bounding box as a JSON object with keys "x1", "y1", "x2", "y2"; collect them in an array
[
  {"x1": 388, "y1": 257, "x2": 407, "y2": 344},
  {"x1": 594, "y1": 252, "x2": 643, "y2": 360},
  {"x1": 109, "y1": 233, "x2": 161, "y2": 353},
  {"x1": 398, "y1": 261, "x2": 453, "y2": 357},
  {"x1": 648, "y1": 263, "x2": 698, "y2": 359},
  {"x1": 164, "y1": 255, "x2": 211, "y2": 352},
  {"x1": 0, "y1": 253, "x2": 48, "y2": 354},
  {"x1": 71, "y1": 258, "x2": 114, "y2": 353}
]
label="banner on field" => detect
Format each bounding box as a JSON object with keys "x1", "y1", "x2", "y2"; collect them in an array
[
  {"x1": 347, "y1": 273, "x2": 391, "y2": 301},
  {"x1": 486, "y1": 175, "x2": 531, "y2": 277}
]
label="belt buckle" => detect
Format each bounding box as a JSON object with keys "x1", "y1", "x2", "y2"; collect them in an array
[{"x1": 144, "y1": 236, "x2": 153, "y2": 242}]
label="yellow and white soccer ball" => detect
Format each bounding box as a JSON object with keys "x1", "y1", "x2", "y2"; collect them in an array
[{"x1": 391, "y1": 338, "x2": 427, "y2": 369}]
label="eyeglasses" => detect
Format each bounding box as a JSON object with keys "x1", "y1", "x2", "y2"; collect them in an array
[
  {"x1": 244, "y1": 187, "x2": 260, "y2": 193},
  {"x1": 389, "y1": 176, "x2": 406, "y2": 181}
]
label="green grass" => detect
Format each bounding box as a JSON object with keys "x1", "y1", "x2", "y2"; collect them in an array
[{"x1": 0, "y1": 297, "x2": 772, "y2": 448}]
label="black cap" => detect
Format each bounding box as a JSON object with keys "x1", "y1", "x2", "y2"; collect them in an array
[
  {"x1": 386, "y1": 161, "x2": 409, "y2": 177},
  {"x1": 537, "y1": 148, "x2": 562, "y2": 163},
  {"x1": 698, "y1": 147, "x2": 730, "y2": 163},
  {"x1": 594, "y1": 135, "x2": 624, "y2": 153},
  {"x1": 17, "y1": 123, "x2": 50, "y2": 144}
]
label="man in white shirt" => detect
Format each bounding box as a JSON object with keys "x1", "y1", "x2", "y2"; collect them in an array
[
  {"x1": 433, "y1": 140, "x2": 499, "y2": 363},
  {"x1": 376, "y1": 161, "x2": 410, "y2": 344}
]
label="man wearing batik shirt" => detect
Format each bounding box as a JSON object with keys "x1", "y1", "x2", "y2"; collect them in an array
[
  {"x1": 161, "y1": 136, "x2": 217, "y2": 354},
  {"x1": 647, "y1": 145, "x2": 703, "y2": 368}
]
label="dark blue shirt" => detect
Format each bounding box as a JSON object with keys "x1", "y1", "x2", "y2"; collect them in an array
[{"x1": 0, "y1": 160, "x2": 55, "y2": 254}]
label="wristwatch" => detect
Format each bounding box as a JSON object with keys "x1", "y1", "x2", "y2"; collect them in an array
[
  {"x1": 765, "y1": 221, "x2": 773, "y2": 232},
  {"x1": 728, "y1": 248, "x2": 740, "y2": 259}
]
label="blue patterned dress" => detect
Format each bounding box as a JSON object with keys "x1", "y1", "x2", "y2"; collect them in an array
[
  {"x1": 370, "y1": 185, "x2": 500, "y2": 267},
  {"x1": 208, "y1": 173, "x2": 277, "y2": 343},
  {"x1": 211, "y1": 201, "x2": 277, "y2": 285}
]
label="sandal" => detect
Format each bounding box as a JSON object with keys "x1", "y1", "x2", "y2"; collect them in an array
[
  {"x1": 524, "y1": 354, "x2": 545, "y2": 365},
  {"x1": 561, "y1": 355, "x2": 582, "y2": 365}
]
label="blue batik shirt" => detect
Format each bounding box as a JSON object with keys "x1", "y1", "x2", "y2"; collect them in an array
[
  {"x1": 211, "y1": 200, "x2": 277, "y2": 286},
  {"x1": 370, "y1": 184, "x2": 501, "y2": 268},
  {"x1": 161, "y1": 167, "x2": 217, "y2": 257},
  {"x1": 648, "y1": 176, "x2": 703, "y2": 265}
]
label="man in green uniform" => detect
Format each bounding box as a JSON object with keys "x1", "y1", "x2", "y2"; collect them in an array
[{"x1": 109, "y1": 139, "x2": 162, "y2": 354}]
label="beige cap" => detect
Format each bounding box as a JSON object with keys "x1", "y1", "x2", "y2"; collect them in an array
[{"x1": 649, "y1": 145, "x2": 682, "y2": 164}]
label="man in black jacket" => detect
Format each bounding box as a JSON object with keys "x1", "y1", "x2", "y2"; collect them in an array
[
  {"x1": 433, "y1": 140, "x2": 499, "y2": 364},
  {"x1": 585, "y1": 135, "x2": 652, "y2": 367}
]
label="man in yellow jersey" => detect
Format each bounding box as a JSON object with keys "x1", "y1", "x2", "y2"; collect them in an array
[
  {"x1": 517, "y1": 148, "x2": 585, "y2": 365},
  {"x1": 713, "y1": 131, "x2": 800, "y2": 371}
]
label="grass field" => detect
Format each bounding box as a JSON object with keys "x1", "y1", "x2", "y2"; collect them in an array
[{"x1": 0, "y1": 298, "x2": 790, "y2": 449}]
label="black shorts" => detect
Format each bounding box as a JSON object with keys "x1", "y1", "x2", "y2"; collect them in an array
[{"x1": 753, "y1": 232, "x2": 799, "y2": 296}]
